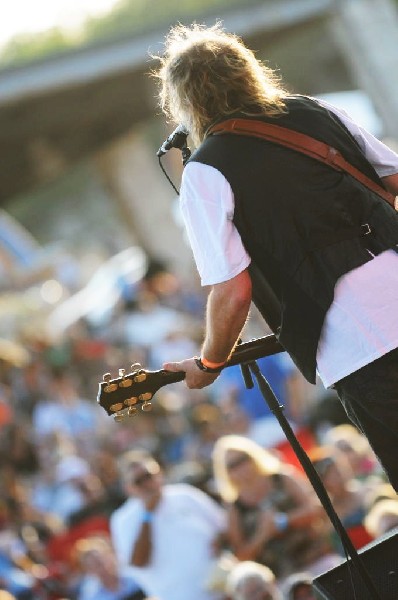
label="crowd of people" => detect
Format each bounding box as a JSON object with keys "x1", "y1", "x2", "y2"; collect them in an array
[{"x1": 0, "y1": 261, "x2": 397, "y2": 600}]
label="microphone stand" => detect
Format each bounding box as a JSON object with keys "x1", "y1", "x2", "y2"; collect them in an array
[{"x1": 238, "y1": 359, "x2": 381, "y2": 599}]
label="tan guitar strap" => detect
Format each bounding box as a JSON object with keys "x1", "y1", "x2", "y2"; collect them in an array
[{"x1": 208, "y1": 117, "x2": 396, "y2": 208}]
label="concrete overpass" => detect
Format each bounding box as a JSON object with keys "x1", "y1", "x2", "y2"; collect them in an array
[
  {"x1": 0, "y1": 0, "x2": 339, "y2": 203},
  {"x1": 2, "y1": 0, "x2": 398, "y2": 282}
]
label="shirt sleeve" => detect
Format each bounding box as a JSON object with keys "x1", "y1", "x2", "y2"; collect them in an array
[
  {"x1": 316, "y1": 97, "x2": 398, "y2": 177},
  {"x1": 180, "y1": 484, "x2": 227, "y2": 530},
  {"x1": 180, "y1": 162, "x2": 251, "y2": 286}
]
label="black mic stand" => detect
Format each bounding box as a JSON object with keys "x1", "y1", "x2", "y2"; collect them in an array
[{"x1": 238, "y1": 359, "x2": 381, "y2": 599}]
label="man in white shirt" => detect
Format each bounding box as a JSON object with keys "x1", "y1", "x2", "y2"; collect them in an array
[
  {"x1": 110, "y1": 450, "x2": 226, "y2": 600},
  {"x1": 153, "y1": 23, "x2": 398, "y2": 491}
]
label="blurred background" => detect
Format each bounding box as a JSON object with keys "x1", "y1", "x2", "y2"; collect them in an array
[
  {"x1": 1, "y1": 0, "x2": 398, "y2": 358},
  {"x1": 0, "y1": 1, "x2": 398, "y2": 598}
]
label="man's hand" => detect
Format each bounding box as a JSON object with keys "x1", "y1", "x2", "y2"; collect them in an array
[{"x1": 163, "y1": 357, "x2": 220, "y2": 389}]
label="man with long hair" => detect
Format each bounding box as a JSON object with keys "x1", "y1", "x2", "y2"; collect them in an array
[{"x1": 155, "y1": 23, "x2": 398, "y2": 490}]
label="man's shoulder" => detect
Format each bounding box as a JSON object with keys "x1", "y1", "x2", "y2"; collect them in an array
[
  {"x1": 163, "y1": 483, "x2": 221, "y2": 509},
  {"x1": 110, "y1": 497, "x2": 141, "y2": 525},
  {"x1": 163, "y1": 482, "x2": 198, "y2": 496},
  {"x1": 163, "y1": 483, "x2": 209, "y2": 502}
]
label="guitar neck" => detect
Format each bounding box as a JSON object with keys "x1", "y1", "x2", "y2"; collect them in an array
[
  {"x1": 226, "y1": 334, "x2": 283, "y2": 367},
  {"x1": 97, "y1": 334, "x2": 285, "y2": 416}
]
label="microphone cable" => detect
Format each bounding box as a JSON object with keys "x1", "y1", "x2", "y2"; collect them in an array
[{"x1": 157, "y1": 125, "x2": 191, "y2": 194}]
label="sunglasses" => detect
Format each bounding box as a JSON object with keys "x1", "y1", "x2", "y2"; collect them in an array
[
  {"x1": 132, "y1": 470, "x2": 154, "y2": 486},
  {"x1": 226, "y1": 454, "x2": 250, "y2": 471}
]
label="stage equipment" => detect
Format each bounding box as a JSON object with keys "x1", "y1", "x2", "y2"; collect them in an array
[
  {"x1": 157, "y1": 124, "x2": 189, "y2": 157},
  {"x1": 157, "y1": 124, "x2": 191, "y2": 194},
  {"x1": 313, "y1": 528, "x2": 398, "y2": 599}
]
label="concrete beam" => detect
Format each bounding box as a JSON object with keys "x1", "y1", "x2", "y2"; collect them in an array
[
  {"x1": 0, "y1": 0, "x2": 332, "y2": 106},
  {"x1": 330, "y1": 0, "x2": 398, "y2": 138}
]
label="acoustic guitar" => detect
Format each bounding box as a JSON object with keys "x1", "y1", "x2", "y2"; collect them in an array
[{"x1": 97, "y1": 334, "x2": 283, "y2": 421}]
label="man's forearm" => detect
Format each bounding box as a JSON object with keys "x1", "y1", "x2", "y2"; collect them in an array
[
  {"x1": 201, "y1": 269, "x2": 252, "y2": 362},
  {"x1": 131, "y1": 523, "x2": 152, "y2": 566}
]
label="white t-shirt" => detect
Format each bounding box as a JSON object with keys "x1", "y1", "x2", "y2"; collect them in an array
[
  {"x1": 110, "y1": 484, "x2": 226, "y2": 600},
  {"x1": 179, "y1": 100, "x2": 398, "y2": 387}
]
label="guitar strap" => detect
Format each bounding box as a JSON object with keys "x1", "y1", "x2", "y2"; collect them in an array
[{"x1": 208, "y1": 117, "x2": 396, "y2": 208}]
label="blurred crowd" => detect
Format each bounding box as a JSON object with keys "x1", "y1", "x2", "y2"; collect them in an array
[{"x1": 0, "y1": 262, "x2": 397, "y2": 600}]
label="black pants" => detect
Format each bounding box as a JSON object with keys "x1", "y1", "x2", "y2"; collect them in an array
[{"x1": 334, "y1": 347, "x2": 398, "y2": 492}]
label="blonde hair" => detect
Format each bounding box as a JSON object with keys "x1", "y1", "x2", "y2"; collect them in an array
[
  {"x1": 0, "y1": 593, "x2": 17, "y2": 600},
  {"x1": 153, "y1": 22, "x2": 287, "y2": 145},
  {"x1": 212, "y1": 434, "x2": 282, "y2": 503},
  {"x1": 364, "y1": 499, "x2": 398, "y2": 538},
  {"x1": 324, "y1": 424, "x2": 370, "y2": 454},
  {"x1": 226, "y1": 561, "x2": 277, "y2": 600}
]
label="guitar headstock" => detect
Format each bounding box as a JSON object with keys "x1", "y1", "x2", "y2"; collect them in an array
[{"x1": 97, "y1": 363, "x2": 185, "y2": 422}]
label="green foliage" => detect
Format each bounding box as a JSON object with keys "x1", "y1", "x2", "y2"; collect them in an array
[
  {"x1": 0, "y1": 0, "x2": 252, "y2": 69},
  {"x1": 0, "y1": 28, "x2": 77, "y2": 68},
  {"x1": 85, "y1": 0, "x2": 251, "y2": 39}
]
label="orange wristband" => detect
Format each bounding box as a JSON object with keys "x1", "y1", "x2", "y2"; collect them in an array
[{"x1": 201, "y1": 356, "x2": 227, "y2": 369}]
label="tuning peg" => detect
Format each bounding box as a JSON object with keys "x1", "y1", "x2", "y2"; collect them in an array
[
  {"x1": 103, "y1": 373, "x2": 118, "y2": 393},
  {"x1": 133, "y1": 372, "x2": 146, "y2": 383},
  {"x1": 127, "y1": 406, "x2": 138, "y2": 417},
  {"x1": 118, "y1": 368, "x2": 132, "y2": 388},
  {"x1": 138, "y1": 392, "x2": 152, "y2": 411},
  {"x1": 113, "y1": 411, "x2": 126, "y2": 423},
  {"x1": 124, "y1": 397, "x2": 138, "y2": 407},
  {"x1": 130, "y1": 363, "x2": 146, "y2": 382},
  {"x1": 110, "y1": 402, "x2": 124, "y2": 413}
]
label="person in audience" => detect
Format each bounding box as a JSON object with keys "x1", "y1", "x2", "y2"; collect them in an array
[
  {"x1": 215, "y1": 353, "x2": 300, "y2": 448},
  {"x1": 364, "y1": 481, "x2": 398, "y2": 509},
  {"x1": 0, "y1": 592, "x2": 17, "y2": 600},
  {"x1": 310, "y1": 446, "x2": 373, "y2": 549},
  {"x1": 32, "y1": 370, "x2": 102, "y2": 452},
  {"x1": 323, "y1": 424, "x2": 381, "y2": 482},
  {"x1": 74, "y1": 535, "x2": 145, "y2": 600},
  {"x1": 364, "y1": 498, "x2": 398, "y2": 539},
  {"x1": 212, "y1": 435, "x2": 338, "y2": 579},
  {"x1": 226, "y1": 560, "x2": 282, "y2": 600},
  {"x1": 281, "y1": 572, "x2": 316, "y2": 600},
  {"x1": 110, "y1": 449, "x2": 226, "y2": 600}
]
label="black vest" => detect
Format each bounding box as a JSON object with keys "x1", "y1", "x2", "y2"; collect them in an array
[{"x1": 188, "y1": 96, "x2": 398, "y2": 383}]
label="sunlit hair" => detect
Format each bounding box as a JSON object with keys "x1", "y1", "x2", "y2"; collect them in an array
[
  {"x1": 212, "y1": 434, "x2": 282, "y2": 503},
  {"x1": 364, "y1": 498, "x2": 398, "y2": 538},
  {"x1": 324, "y1": 423, "x2": 370, "y2": 454},
  {"x1": 153, "y1": 22, "x2": 288, "y2": 145},
  {"x1": 226, "y1": 561, "x2": 278, "y2": 600}
]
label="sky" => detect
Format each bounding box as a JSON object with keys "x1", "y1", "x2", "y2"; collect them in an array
[{"x1": 0, "y1": 0, "x2": 121, "y2": 47}]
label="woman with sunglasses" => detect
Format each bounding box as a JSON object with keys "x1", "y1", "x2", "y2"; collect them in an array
[{"x1": 212, "y1": 435, "x2": 340, "y2": 580}]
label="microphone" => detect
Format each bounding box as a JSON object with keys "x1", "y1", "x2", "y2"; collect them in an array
[{"x1": 157, "y1": 125, "x2": 189, "y2": 157}]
